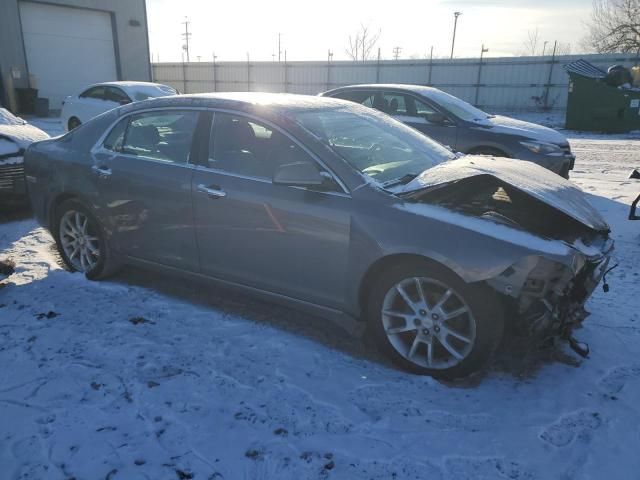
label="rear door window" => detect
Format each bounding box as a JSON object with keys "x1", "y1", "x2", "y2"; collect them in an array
[
  {"x1": 332, "y1": 90, "x2": 377, "y2": 107},
  {"x1": 106, "y1": 87, "x2": 131, "y2": 104},
  {"x1": 80, "y1": 86, "x2": 108, "y2": 100},
  {"x1": 382, "y1": 93, "x2": 408, "y2": 115},
  {"x1": 121, "y1": 110, "x2": 199, "y2": 163}
]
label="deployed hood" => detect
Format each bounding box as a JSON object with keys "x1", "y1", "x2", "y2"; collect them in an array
[
  {"x1": 473, "y1": 115, "x2": 568, "y2": 145},
  {"x1": 401, "y1": 156, "x2": 609, "y2": 232}
]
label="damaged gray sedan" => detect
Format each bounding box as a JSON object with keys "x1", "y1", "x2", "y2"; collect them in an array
[{"x1": 24, "y1": 93, "x2": 612, "y2": 379}]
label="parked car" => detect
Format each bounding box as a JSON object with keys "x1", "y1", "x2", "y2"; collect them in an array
[
  {"x1": 321, "y1": 84, "x2": 576, "y2": 178},
  {"x1": 0, "y1": 108, "x2": 49, "y2": 205},
  {"x1": 61, "y1": 81, "x2": 178, "y2": 131},
  {"x1": 25, "y1": 93, "x2": 612, "y2": 378}
]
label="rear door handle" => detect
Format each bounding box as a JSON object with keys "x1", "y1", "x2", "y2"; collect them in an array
[
  {"x1": 91, "y1": 165, "x2": 112, "y2": 178},
  {"x1": 196, "y1": 184, "x2": 226, "y2": 199}
]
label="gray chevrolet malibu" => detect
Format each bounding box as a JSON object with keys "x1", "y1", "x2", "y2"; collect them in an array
[
  {"x1": 321, "y1": 84, "x2": 576, "y2": 178},
  {"x1": 24, "y1": 93, "x2": 612, "y2": 379}
]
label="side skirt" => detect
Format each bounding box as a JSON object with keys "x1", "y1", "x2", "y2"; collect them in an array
[{"x1": 122, "y1": 255, "x2": 365, "y2": 337}]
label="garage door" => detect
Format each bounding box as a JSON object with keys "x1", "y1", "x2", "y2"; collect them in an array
[{"x1": 19, "y1": 1, "x2": 118, "y2": 109}]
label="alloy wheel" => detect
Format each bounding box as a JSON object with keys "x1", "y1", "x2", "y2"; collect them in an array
[
  {"x1": 381, "y1": 277, "x2": 476, "y2": 369},
  {"x1": 59, "y1": 210, "x2": 100, "y2": 273}
]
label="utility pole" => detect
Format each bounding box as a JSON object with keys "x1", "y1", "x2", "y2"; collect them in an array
[
  {"x1": 450, "y1": 11, "x2": 462, "y2": 59},
  {"x1": 327, "y1": 49, "x2": 333, "y2": 91},
  {"x1": 542, "y1": 40, "x2": 549, "y2": 57},
  {"x1": 392, "y1": 46, "x2": 402, "y2": 60},
  {"x1": 181, "y1": 17, "x2": 192, "y2": 63},
  {"x1": 428, "y1": 46, "x2": 434, "y2": 85},
  {"x1": 278, "y1": 33, "x2": 282, "y2": 62},
  {"x1": 474, "y1": 44, "x2": 489, "y2": 106},
  {"x1": 212, "y1": 52, "x2": 217, "y2": 91}
]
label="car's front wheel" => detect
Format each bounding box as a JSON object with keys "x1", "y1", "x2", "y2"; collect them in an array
[
  {"x1": 54, "y1": 199, "x2": 118, "y2": 279},
  {"x1": 367, "y1": 261, "x2": 504, "y2": 379}
]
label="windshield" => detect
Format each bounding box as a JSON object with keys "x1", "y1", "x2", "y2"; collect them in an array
[
  {"x1": 131, "y1": 84, "x2": 178, "y2": 101},
  {"x1": 426, "y1": 89, "x2": 490, "y2": 122},
  {"x1": 293, "y1": 107, "x2": 455, "y2": 185}
]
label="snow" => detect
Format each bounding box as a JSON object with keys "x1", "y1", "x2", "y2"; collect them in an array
[
  {"x1": 0, "y1": 109, "x2": 25, "y2": 126},
  {"x1": 1, "y1": 120, "x2": 640, "y2": 479},
  {"x1": 0, "y1": 112, "x2": 49, "y2": 149}
]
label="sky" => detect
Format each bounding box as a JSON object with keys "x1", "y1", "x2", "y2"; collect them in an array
[{"x1": 146, "y1": 0, "x2": 592, "y2": 62}]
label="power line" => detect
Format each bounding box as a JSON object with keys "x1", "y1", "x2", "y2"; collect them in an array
[
  {"x1": 181, "y1": 17, "x2": 192, "y2": 63},
  {"x1": 392, "y1": 46, "x2": 402, "y2": 60}
]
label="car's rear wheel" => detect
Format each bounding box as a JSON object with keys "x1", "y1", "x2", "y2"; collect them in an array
[
  {"x1": 54, "y1": 199, "x2": 118, "y2": 279},
  {"x1": 367, "y1": 262, "x2": 504, "y2": 379},
  {"x1": 68, "y1": 117, "x2": 81, "y2": 130}
]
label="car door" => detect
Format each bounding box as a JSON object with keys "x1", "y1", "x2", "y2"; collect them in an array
[
  {"x1": 191, "y1": 111, "x2": 351, "y2": 308},
  {"x1": 382, "y1": 92, "x2": 458, "y2": 149},
  {"x1": 78, "y1": 86, "x2": 119, "y2": 121},
  {"x1": 90, "y1": 109, "x2": 201, "y2": 271}
]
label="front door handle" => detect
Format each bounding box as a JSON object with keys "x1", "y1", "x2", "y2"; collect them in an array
[
  {"x1": 91, "y1": 165, "x2": 112, "y2": 178},
  {"x1": 196, "y1": 184, "x2": 226, "y2": 199}
]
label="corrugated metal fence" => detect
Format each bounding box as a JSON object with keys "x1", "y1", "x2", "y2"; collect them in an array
[{"x1": 152, "y1": 53, "x2": 638, "y2": 112}]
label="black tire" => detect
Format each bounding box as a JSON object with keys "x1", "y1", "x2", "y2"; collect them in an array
[
  {"x1": 366, "y1": 260, "x2": 504, "y2": 379},
  {"x1": 53, "y1": 199, "x2": 119, "y2": 280},
  {"x1": 470, "y1": 147, "x2": 509, "y2": 158},
  {"x1": 68, "y1": 117, "x2": 81, "y2": 130}
]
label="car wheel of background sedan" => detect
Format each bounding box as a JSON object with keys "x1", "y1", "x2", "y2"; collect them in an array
[
  {"x1": 470, "y1": 147, "x2": 509, "y2": 158},
  {"x1": 367, "y1": 261, "x2": 504, "y2": 379},
  {"x1": 68, "y1": 117, "x2": 81, "y2": 130},
  {"x1": 54, "y1": 199, "x2": 118, "y2": 280}
]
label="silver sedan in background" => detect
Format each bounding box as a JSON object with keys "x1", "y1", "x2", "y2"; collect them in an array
[{"x1": 24, "y1": 93, "x2": 612, "y2": 378}]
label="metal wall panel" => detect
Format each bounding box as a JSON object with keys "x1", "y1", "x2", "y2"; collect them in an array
[{"x1": 152, "y1": 53, "x2": 639, "y2": 111}]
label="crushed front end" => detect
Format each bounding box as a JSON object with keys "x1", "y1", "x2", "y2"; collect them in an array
[
  {"x1": 403, "y1": 168, "x2": 614, "y2": 343},
  {"x1": 486, "y1": 242, "x2": 613, "y2": 342}
]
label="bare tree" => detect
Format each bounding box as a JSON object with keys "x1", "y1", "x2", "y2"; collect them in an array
[
  {"x1": 345, "y1": 24, "x2": 381, "y2": 61},
  {"x1": 585, "y1": 0, "x2": 640, "y2": 53},
  {"x1": 556, "y1": 42, "x2": 572, "y2": 55},
  {"x1": 522, "y1": 28, "x2": 541, "y2": 55}
]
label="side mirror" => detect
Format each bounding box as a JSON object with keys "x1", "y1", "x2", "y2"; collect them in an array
[
  {"x1": 426, "y1": 112, "x2": 449, "y2": 125},
  {"x1": 273, "y1": 161, "x2": 324, "y2": 187},
  {"x1": 119, "y1": 99, "x2": 131, "y2": 105}
]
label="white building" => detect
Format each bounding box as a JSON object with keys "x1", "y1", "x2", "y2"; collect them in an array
[{"x1": 0, "y1": 0, "x2": 152, "y2": 112}]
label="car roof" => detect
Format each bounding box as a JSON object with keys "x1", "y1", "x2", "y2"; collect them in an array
[
  {"x1": 81, "y1": 81, "x2": 172, "y2": 92},
  {"x1": 324, "y1": 83, "x2": 443, "y2": 97},
  {"x1": 120, "y1": 92, "x2": 356, "y2": 115}
]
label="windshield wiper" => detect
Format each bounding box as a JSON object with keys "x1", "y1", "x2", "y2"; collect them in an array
[{"x1": 381, "y1": 173, "x2": 420, "y2": 188}]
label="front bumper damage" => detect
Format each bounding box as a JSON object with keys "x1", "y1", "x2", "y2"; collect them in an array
[
  {"x1": 487, "y1": 239, "x2": 613, "y2": 346},
  {"x1": 0, "y1": 156, "x2": 27, "y2": 203}
]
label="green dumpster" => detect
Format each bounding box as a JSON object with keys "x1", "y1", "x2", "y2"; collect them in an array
[{"x1": 565, "y1": 59, "x2": 640, "y2": 133}]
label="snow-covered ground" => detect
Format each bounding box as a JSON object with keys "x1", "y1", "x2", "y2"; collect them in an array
[{"x1": 1, "y1": 117, "x2": 639, "y2": 479}]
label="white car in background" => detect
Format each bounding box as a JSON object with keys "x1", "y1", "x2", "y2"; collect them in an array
[{"x1": 61, "y1": 81, "x2": 178, "y2": 131}]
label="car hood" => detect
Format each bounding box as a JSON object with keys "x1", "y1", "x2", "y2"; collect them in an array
[
  {"x1": 471, "y1": 115, "x2": 568, "y2": 145},
  {"x1": 0, "y1": 122, "x2": 49, "y2": 150},
  {"x1": 400, "y1": 155, "x2": 609, "y2": 232}
]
